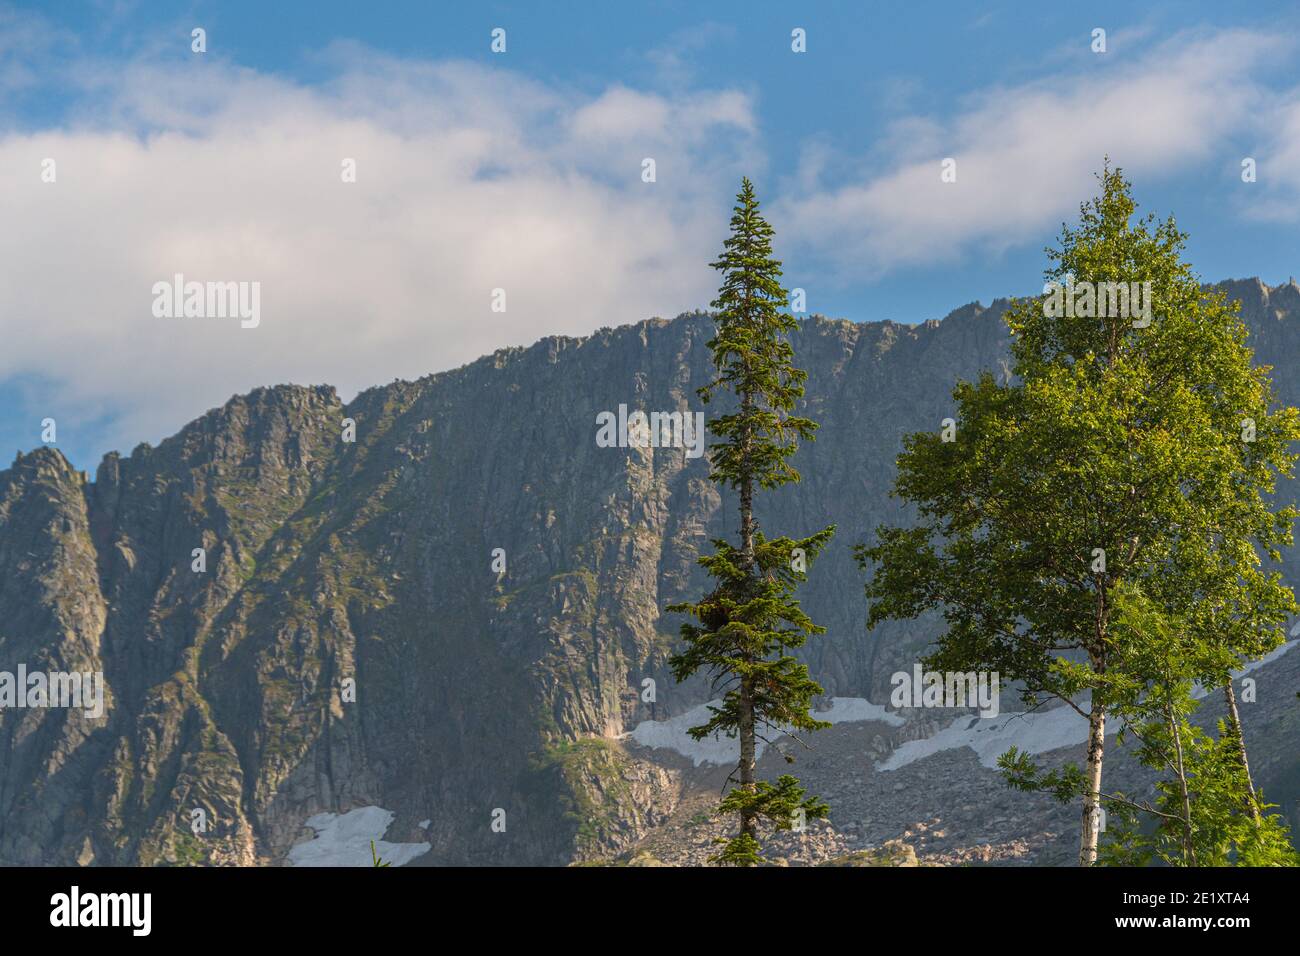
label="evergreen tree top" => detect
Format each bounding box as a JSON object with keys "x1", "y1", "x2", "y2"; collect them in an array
[{"x1": 703, "y1": 179, "x2": 816, "y2": 495}]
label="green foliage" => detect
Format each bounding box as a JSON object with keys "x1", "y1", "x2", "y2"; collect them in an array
[
  {"x1": 669, "y1": 178, "x2": 834, "y2": 865},
  {"x1": 711, "y1": 775, "x2": 830, "y2": 865},
  {"x1": 1001, "y1": 698, "x2": 1299, "y2": 867},
  {"x1": 701, "y1": 177, "x2": 817, "y2": 496},
  {"x1": 1101, "y1": 585, "x2": 1298, "y2": 865},
  {"x1": 1096, "y1": 732, "x2": 1300, "y2": 867},
  {"x1": 858, "y1": 163, "x2": 1300, "y2": 865},
  {"x1": 668, "y1": 531, "x2": 836, "y2": 741},
  {"x1": 370, "y1": 839, "x2": 390, "y2": 867}
]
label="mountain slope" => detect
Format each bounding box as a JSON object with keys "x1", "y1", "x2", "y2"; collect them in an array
[{"x1": 2, "y1": 278, "x2": 1298, "y2": 865}]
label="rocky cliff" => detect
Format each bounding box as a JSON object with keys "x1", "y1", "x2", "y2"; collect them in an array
[{"x1": 2, "y1": 278, "x2": 1298, "y2": 865}]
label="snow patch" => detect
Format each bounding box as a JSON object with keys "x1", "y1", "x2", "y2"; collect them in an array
[
  {"x1": 627, "y1": 643, "x2": 1297, "y2": 772},
  {"x1": 288, "y1": 806, "x2": 430, "y2": 867},
  {"x1": 879, "y1": 640, "x2": 1297, "y2": 772},
  {"x1": 629, "y1": 696, "x2": 904, "y2": 767},
  {"x1": 877, "y1": 702, "x2": 1113, "y2": 772}
]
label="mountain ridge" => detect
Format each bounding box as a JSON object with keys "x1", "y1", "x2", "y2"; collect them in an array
[{"x1": 2, "y1": 276, "x2": 1298, "y2": 866}]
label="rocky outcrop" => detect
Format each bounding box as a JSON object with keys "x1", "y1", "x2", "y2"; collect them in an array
[{"x1": 823, "y1": 841, "x2": 921, "y2": 867}]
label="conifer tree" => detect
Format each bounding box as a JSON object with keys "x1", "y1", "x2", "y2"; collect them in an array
[
  {"x1": 858, "y1": 165, "x2": 1300, "y2": 866},
  {"x1": 668, "y1": 178, "x2": 835, "y2": 866}
]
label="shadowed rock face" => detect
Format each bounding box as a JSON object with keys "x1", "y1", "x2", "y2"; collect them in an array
[{"x1": 1, "y1": 278, "x2": 1298, "y2": 866}]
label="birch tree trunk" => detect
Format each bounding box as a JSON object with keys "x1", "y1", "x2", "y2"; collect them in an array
[
  {"x1": 1079, "y1": 701, "x2": 1106, "y2": 866},
  {"x1": 1222, "y1": 681, "x2": 1261, "y2": 824},
  {"x1": 1167, "y1": 702, "x2": 1197, "y2": 865}
]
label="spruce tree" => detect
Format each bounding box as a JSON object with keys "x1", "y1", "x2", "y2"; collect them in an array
[
  {"x1": 858, "y1": 165, "x2": 1300, "y2": 866},
  {"x1": 668, "y1": 178, "x2": 835, "y2": 866}
]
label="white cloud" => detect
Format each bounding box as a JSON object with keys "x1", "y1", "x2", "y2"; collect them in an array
[
  {"x1": 643, "y1": 21, "x2": 738, "y2": 90},
  {"x1": 5, "y1": 22, "x2": 1298, "y2": 462},
  {"x1": 773, "y1": 29, "x2": 1294, "y2": 279},
  {"x1": 0, "y1": 48, "x2": 757, "y2": 457},
  {"x1": 1240, "y1": 92, "x2": 1300, "y2": 223},
  {"x1": 0, "y1": 6, "x2": 77, "y2": 98}
]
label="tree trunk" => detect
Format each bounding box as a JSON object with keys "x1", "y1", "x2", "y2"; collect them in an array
[
  {"x1": 739, "y1": 391, "x2": 755, "y2": 570},
  {"x1": 1079, "y1": 700, "x2": 1106, "y2": 866},
  {"x1": 736, "y1": 385, "x2": 758, "y2": 854},
  {"x1": 1222, "y1": 681, "x2": 1261, "y2": 824},
  {"x1": 738, "y1": 675, "x2": 757, "y2": 845},
  {"x1": 1081, "y1": 594, "x2": 1110, "y2": 867},
  {"x1": 1166, "y1": 702, "x2": 1197, "y2": 865}
]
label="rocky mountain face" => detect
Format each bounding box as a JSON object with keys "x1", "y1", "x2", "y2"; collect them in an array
[{"x1": 2, "y1": 278, "x2": 1298, "y2": 866}]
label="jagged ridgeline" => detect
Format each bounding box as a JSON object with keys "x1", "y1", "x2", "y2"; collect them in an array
[{"x1": 1, "y1": 279, "x2": 1298, "y2": 865}]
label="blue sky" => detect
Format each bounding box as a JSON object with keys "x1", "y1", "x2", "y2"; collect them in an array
[{"x1": 3, "y1": 0, "x2": 1300, "y2": 468}]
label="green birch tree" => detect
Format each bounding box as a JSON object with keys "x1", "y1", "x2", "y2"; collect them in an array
[
  {"x1": 1005, "y1": 583, "x2": 1298, "y2": 866},
  {"x1": 857, "y1": 165, "x2": 1300, "y2": 866}
]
